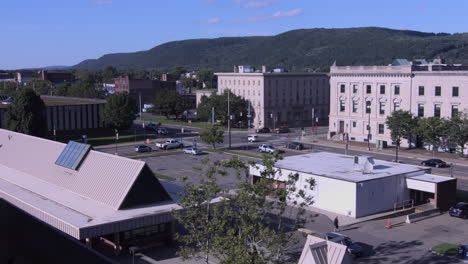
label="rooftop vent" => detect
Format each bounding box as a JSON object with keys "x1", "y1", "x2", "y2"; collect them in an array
[{"x1": 354, "y1": 155, "x2": 375, "y2": 174}]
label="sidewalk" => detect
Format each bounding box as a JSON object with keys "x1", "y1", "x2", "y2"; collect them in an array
[{"x1": 301, "y1": 136, "x2": 468, "y2": 168}]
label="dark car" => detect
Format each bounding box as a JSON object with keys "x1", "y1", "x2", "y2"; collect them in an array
[
  {"x1": 421, "y1": 159, "x2": 448, "y2": 168},
  {"x1": 326, "y1": 232, "x2": 364, "y2": 258},
  {"x1": 134, "y1": 145, "x2": 152, "y2": 153},
  {"x1": 275, "y1": 127, "x2": 290, "y2": 134},
  {"x1": 449, "y1": 203, "x2": 468, "y2": 219},
  {"x1": 255, "y1": 127, "x2": 270, "y2": 133},
  {"x1": 287, "y1": 142, "x2": 304, "y2": 150}
]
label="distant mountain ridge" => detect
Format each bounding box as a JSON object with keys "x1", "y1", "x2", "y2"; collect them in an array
[{"x1": 73, "y1": 27, "x2": 468, "y2": 71}]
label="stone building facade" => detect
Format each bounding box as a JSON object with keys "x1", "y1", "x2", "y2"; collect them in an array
[
  {"x1": 215, "y1": 66, "x2": 330, "y2": 129},
  {"x1": 328, "y1": 60, "x2": 468, "y2": 146}
]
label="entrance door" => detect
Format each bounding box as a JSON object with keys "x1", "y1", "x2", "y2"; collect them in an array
[{"x1": 339, "y1": 121, "x2": 345, "y2": 134}]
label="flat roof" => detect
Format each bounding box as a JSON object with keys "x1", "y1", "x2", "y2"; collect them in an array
[
  {"x1": 408, "y1": 174, "x2": 455, "y2": 183},
  {"x1": 0, "y1": 96, "x2": 106, "y2": 109},
  {"x1": 273, "y1": 152, "x2": 428, "y2": 183},
  {"x1": 215, "y1": 72, "x2": 328, "y2": 77}
]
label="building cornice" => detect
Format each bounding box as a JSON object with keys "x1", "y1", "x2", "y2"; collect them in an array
[{"x1": 330, "y1": 73, "x2": 412, "y2": 78}]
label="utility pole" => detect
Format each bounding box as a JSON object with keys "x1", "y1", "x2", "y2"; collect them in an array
[
  {"x1": 139, "y1": 92, "x2": 142, "y2": 121},
  {"x1": 211, "y1": 106, "x2": 215, "y2": 124},
  {"x1": 247, "y1": 102, "x2": 251, "y2": 132},
  {"x1": 345, "y1": 124, "x2": 349, "y2": 155},
  {"x1": 228, "y1": 90, "x2": 231, "y2": 149},
  {"x1": 367, "y1": 111, "x2": 371, "y2": 151}
]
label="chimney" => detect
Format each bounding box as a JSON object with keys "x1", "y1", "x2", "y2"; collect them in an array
[
  {"x1": 261, "y1": 65, "x2": 267, "y2": 73},
  {"x1": 233, "y1": 65, "x2": 239, "y2": 73}
]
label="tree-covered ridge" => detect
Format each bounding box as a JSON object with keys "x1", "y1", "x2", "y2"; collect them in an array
[{"x1": 74, "y1": 27, "x2": 468, "y2": 71}]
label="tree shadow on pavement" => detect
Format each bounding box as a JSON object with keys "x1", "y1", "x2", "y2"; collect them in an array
[{"x1": 356, "y1": 240, "x2": 423, "y2": 264}]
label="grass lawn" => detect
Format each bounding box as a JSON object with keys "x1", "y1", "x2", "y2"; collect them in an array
[
  {"x1": 154, "y1": 172, "x2": 175, "y2": 181},
  {"x1": 432, "y1": 243, "x2": 459, "y2": 256},
  {"x1": 141, "y1": 117, "x2": 248, "y2": 131},
  {"x1": 127, "y1": 151, "x2": 182, "y2": 159}
]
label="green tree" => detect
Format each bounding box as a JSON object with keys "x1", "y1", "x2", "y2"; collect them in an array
[
  {"x1": 385, "y1": 110, "x2": 417, "y2": 162},
  {"x1": 197, "y1": 90, "x2": 247, "y2": 126},
  {"x1": 102, "y1": 92, "x2": 137, "y2": 130},
  {"x1": 417, "y1": 117, "x2": 445, "y2": 157},
  {"x1": 54, "y1": 83, "x2": 71, "y2": 96},
  {"x1": 5, "y1": 88, "x2": 47, "y2": 137},
  {"x1": 199, "y1": 125, "x2": 224, "y2": 149},
  {"x1": 102, "y1": 66, "x2": 118, "y2": 83},
  {"x1": 167, "y1": 66, "x2": 187, "y2": 81},
  {"x1": 196, "y1": 69, "x2": 215, "y2": 89},
  {"x1": 0, "y1": 82, "x2": 18, "y2": 96},
  {"x1": 181, "y1": 76, "x2": 197, "y2": 93},
  {"x1": 174, "y1": 155, "x2": 315, "y2": 264},
  {"x1": 25, "y1": 80, "x2": 53, "y2": 95},
  {"x1": 151, "y1": 89, "x2": 185, "y2": 118},
  {"x1": 68, "y1": 82, "x2": 103, "y2": 98},
  {"x1": 445, "y1": 113, "x2": 468, "y2": 156}
]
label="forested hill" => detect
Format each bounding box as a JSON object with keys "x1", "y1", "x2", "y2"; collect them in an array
[{"x1": 73, "y1": 27, "x2": 468, "y2": 71}]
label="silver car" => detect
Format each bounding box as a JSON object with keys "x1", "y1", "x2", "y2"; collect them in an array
[{"x1": 183, "y1": 147, "x2": 202, "y2": 155}]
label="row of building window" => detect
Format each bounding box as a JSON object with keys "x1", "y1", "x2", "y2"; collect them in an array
[
  {"x1": 349, "y1": 121, "x2": 386, "y2": 135},
  {"x1": 417, "y1": 104, "x2": 459, "y2": 118},
  {"x1": 221, "y1": 79, "x2": 261, "y2": 86},
  {"x1": 340, "y1": 84, "x2": 400, "y2": 95},
  {"x1": 267, "y1": 87, "x2": 324, "y2": 98},
  {"x1": 418, "y1": 86, "x2": 459, "y2": 97},
  {"x1": 340, "y1": 84, "x2": 460, "y2": 97},
  {"x1": 268, "y1": 78, "x2": 327, "y2": 88}
]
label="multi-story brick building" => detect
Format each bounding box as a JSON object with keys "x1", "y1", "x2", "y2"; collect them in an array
[
  {"x1": 328, "y1": 59, "x2": 468, "y2": 147},
  {"x1": 215, "y1": 66, "x2": 330, "y2": 129},
  {"x1": 114, "y1": 75, "x2": 176, "y2": 107}
]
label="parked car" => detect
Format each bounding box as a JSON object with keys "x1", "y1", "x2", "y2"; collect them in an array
[
  {"x1": 146, "y1": 123, "x2": 159, "y2": 131},
  {"x1": 326, "y1": 232, "x2": 364, "y2": 258},
  {"x1": 155, "y1": 139, "x2": 184, "y2": 150},
  {"x1": 449, "y1": 202, "x2": 468, "y2": 219},
  {"x1": 183, "y1": 147, "x2": 202, "y2": 155},
  {"x1": 134, "y1": 145, "x2": 152, "y2": 153},
  {"x1": 459, "y1": 245, "x2": 468, "y2": 260},
  {"x1": 259, "y1": 144, "x2": 276, "y2": 154},
  {"x1": 286, "y1": 142, "x2": 304, "y2": 150},
  {"x1": 275, "y1": 126, "x2": 290, "y2": 134},
  {"x1": 247, "y1": 135, "x2": 258, "y2": 142},
  {"x1": 156, "y1": 128, "x2": 169, "y2": 135},
  {"x1": 255, "y1": 127, "x2": 270, "y2": 133},
  {"x1": 421, "y1": 159, "x2": 448, "y2": 168}
]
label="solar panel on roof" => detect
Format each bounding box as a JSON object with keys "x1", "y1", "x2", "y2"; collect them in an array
[{"x1": 55, "y1": 141, "x2": 91, "y2": 170}]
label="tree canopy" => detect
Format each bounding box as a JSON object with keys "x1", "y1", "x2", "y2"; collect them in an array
[
  {"x1": 385, "y1": 110, "x2": 417, "y2": 161},
  {"x1": 150, "y1": 89, "x2": 185, "y2": 118},
  {"x1": 199, "y1": 125, "x2": 224, "y2": 149},
  {"x1": 102, "y1": 92, "x2": 137, "y2": 130},
  {"x1": 5, "y1": 88, "x2": 47, "y2": 137},
  {"x1": 197, "y1": 90, "x2": 248, "y2": 126},
  {"x1": 417, "y1": 117, "x2": 445, "y2": 157}
]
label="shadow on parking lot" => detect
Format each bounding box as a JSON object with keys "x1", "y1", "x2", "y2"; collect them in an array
[{"x1": 355, "y1": 240, "x2": 436, "y2": 264}]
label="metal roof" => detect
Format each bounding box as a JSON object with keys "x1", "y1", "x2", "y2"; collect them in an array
[
  {"x1": 0, "y1": 129, "x2": 178, "y2": 239},
  {"x1": 298, "y1": 235, "x2": 352, "y2": 264}
]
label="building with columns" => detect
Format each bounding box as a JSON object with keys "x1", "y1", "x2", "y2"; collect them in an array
[
  {"x1": 328, "y1": 59, "x2": 468, "y2": 147},
  {"x1": 215, "y1": 66, "x2": 330, "y2": 129}
]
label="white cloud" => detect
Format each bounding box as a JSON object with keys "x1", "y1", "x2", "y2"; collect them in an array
[
  {"x1": 95, "y1": 0, "x2": 112, "y2": 5},
  {"x1": 234, "y1": 8, "x2": 303, "y2": 23},
  {"x1": 244, "y1": 0, "x2": 277, "y2": 9},
  {"x1": 202, "y1": 18, "x2": 223, "y2": 24}
]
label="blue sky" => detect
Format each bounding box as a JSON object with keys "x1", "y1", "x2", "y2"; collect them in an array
[{"x1": 1, "y1": 0, "x2": 467, "y2": 69}]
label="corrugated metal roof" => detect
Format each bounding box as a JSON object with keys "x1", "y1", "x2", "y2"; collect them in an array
[
  {"x1": 0, "y1": 129, "x2": 143, "y2": 210},
  {"x1": 298, "y1": 235, "x2": 352, "y2": 264}
]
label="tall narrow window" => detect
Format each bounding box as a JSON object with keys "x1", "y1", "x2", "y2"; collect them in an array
[
  {"x1": 435, "y1": 86, "x2": 441, "y2": 96},
  {"x1": 451, "y1": 105, "x2": 459, "y2": 117},
  {"x1": 394, "y1": 85, "x2": 400, "y2": 95},
  {"x1": 353, "y1": 85, "x2": 358, "y2": 94},
  {"x1": 379, "y1": 102, "x2": 385, "y2": 115},
  {"x1": 434, "y1": 104, "x2": 441, "y2": 117},
  {"x1": 366, "y1": 101, "x2": 371, "y2": 114},
  {"x1": 452, "y1": 87, "x2": 459, "y2": 97},
  {"x1": 418, "y1": 104, "x2": 424, "y2": 117},
  {"x1": 380, "y1": 85, "x2": 385, "y2": 94},
  {"x1": 394, "y1": 102, "x2": 400, "y2": 111},
  {"x1": 378, "y1": 124, "x2": 384, "y2": 134},
  {"x1": 340, "y1": 84, "x2": 345, "y2": 93},
  {"x1": 366, "y1": 85, "x2": 372, "y2": 94},
  {"x1": 352, "y1": 101, "x2": 358, "y2": 113},
  {"x1": 340, "y1": 100, "x2": 345, "y2": 112},
  {"x1": 419, "y1": 86, "x2": 424, "y2": 96}
]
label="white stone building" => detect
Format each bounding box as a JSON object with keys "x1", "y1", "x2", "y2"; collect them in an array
[
  {"x1": 328, "y1": 59, "x2": 468, "y2": 147},
  {"x1": 215, "y1": 65, "x2": 330, "y2": 129}
]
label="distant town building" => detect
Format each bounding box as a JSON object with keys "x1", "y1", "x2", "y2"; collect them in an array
[
  {"x1": 328, "y1": 59, "x2": 468, "y2": 147},
  {"x1": 16, "y1": 71, "x2": 40, "y2": 85},
  {"x1": 250, "y1": 152, "x2": 456, "y2": 218},
  {"x1": 0, "y1": 72, "x2": 16, "y2": 83},
  {"x1": 114, "y1": 75, "x2": 176, "y2": 107},
  {"x1": 0, "y1": 95, "x2": 107, "y2": 135},
  {"x1": 215, "y1": 65, "x2": 330, "y2": 129},
  {"x1": 15, "y1": 70, "x2": 76, "y2": 86},
  {"x1": 0, "y1": 129, "x2": 178, "y2": 255}
]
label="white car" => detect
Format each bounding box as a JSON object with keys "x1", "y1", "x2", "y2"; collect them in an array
[
  {"x1": 259, "y1": 144, "x2": 275, "y2": 154},
  {"x1": 247, "y1": 135, "x2": 258, "y2": 142},
  {"x1": 156, "y1": 128, "x2": 169, "y2": 135},
  {"x1": 156, "y1": 139, "x2": 184, "y2": 149},
  {"x1": 183, "y1": 147, "x2": 202, "y2": 155}
]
